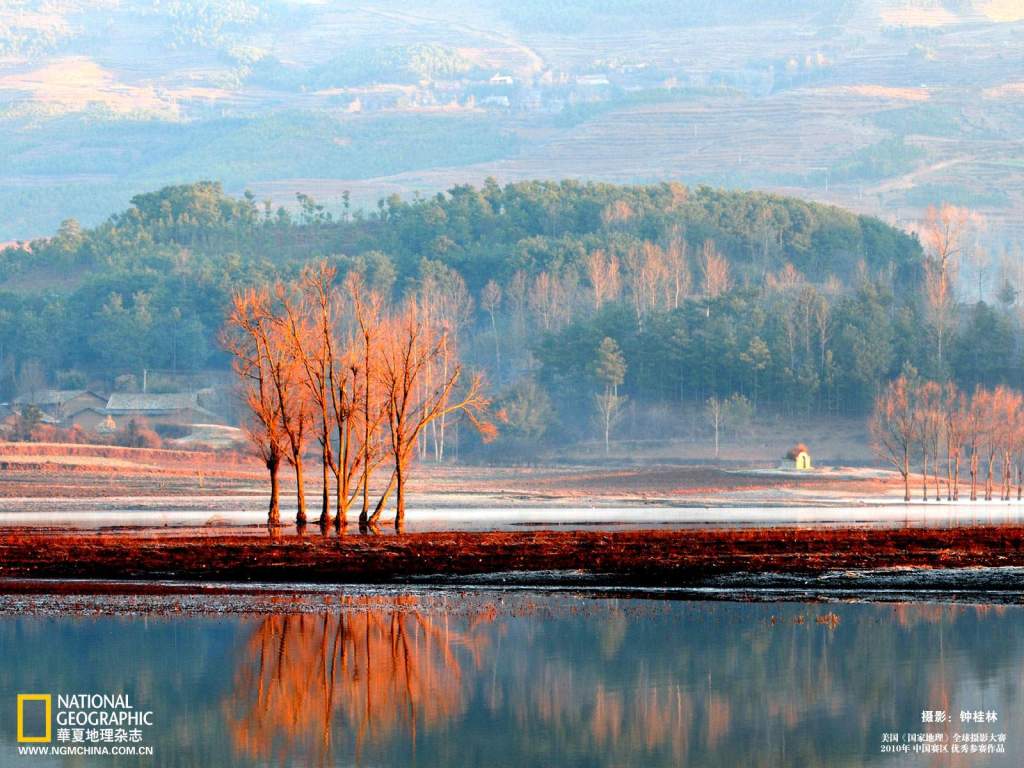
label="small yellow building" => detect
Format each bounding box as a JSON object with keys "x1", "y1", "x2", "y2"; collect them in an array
[{"x1": 786, "y1": 444, "x2": 812, "y2": 470}]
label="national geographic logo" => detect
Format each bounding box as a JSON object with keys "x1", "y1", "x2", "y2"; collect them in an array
[
  {"x1": 16, "y1": 694, "x2": 51, "y2": 743},
  {"x1": 13, "y1": 693, "x2": 155, "y2": 758}
]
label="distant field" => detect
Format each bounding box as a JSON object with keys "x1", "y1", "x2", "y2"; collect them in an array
[{"x1": 1, "y1": 1, "x2": 1023, "y2": 245}]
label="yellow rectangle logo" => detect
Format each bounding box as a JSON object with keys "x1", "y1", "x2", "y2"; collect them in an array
[{"x1": 17, "y1": 694, "x2": 51, "y2": 743}]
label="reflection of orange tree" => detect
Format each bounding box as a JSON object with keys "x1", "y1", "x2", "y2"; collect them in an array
[
  {"x1": 523, "y1": 663, "x2": 695, "y2": 760},
  {"x1": 580, "y1": 681, "x2": 700, "y2": 756},
  {"x1": 515, "y1": 603, "x2": 1018, "y2": 767},
  {"x1": 219, "y1": 600, "x2": 1018, "y2": 767},
  {"x1": 225, "y1": 596, "x2": 490, "y2": 766}
]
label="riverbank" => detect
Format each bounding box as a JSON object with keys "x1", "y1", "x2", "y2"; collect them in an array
[
  {"x1": 0, "y1": 441, "x2": 904, "y2": 518},
  {"x1": 1, "y1": 526, "x2": 1023, "y2": 588}
]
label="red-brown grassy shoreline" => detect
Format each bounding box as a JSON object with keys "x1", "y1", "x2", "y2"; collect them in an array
[{"x1": 0, "y1": 526, "x2": 1022, "y2": 587}]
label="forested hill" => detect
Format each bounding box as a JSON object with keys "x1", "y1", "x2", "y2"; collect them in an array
[
  {"x1": 0, "y1": 179, "x2": 982, "y2": 438},
  {"x1": 1, "y1": 179, "x2": 919, "y2": 288}
]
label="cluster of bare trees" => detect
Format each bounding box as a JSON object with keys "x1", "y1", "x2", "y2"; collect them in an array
[
  {"x1": 501, "y1": 236, "x2": 729, "y2": 339},
  {"x1": 871, "y1": 374, "x2": 1024, "y2": 503},
  {"x1": 223, "y1": 261, "x2": 494, "y2": 531}
]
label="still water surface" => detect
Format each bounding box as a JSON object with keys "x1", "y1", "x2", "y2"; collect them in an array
[
  {"x1": 6, "y1": 502, "x2": 1024, "y2": 532},
  {"x1": 1, "y1": 591, "x2": 1021, "y2": 767}
]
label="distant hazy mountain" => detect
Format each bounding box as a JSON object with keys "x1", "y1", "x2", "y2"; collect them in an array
[{"x1": 0, "y1": 0, "x2": 1021, "y2": 246}]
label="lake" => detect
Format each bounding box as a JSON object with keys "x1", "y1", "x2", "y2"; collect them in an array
[
  {"x1": 6, "y1": 501, "x2": 1024, "y2": 533},
  {"x1": 1, "y1": 589, "x2": 1020, "y2": 767}
]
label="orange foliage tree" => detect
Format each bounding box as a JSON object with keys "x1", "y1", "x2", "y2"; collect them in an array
[
  {"x1": 225, "y1": 263, "x2": 495, "y2": 530},
  {"x1": 869, "y1": 374, "x2": 916, "y2": 502},
  {"x1": 223, "y1": 287, "x2": 288, "y2": 525},
  {"x1": 378, "y1": 299, "x2": 495, "y2": 530},
  {"x1": 871, "y1": 375, "x2": 1024, "y2": 504}
]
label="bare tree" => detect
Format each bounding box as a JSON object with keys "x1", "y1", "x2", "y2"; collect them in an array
[
  {"x1": 662, "y1": 229, "x2": 690, "y2": 310},
  {"x1": 764, "y1": 263, "x2": 805, "y2": 294},
  {"x1": 966, "y1": 387, "x2": 986, "y2": 501},
  {"x1": 869, "y1": 380, "x2": 1024, "y2": 505},
  {"x1": 585, "y1": 249, "x2": 621, "y2": 312},
  {"x1": 529, "y1": 271, "x2": 575, "y2": 332},
  {"x1": 279, "y1": 262, "x2": 337, "y2": 528},
  {"x1": 624, "y1": 242, "x2": 667, "y2": 325},
  {"x1": 270, "y1": 282, "x2": 313, "y2": 525},
  {"x1": 700, "y1": 240, "x2": 731, "y2": 302},
  {"x1": 969, "y1": 244, "x2": 989, "y2": 303},
  {"x1": 418, "y1": 264, "x2": 474, "y2": 462},
  {"x1": 506, "y1": 270, "x2": 529, "y2": 340},
  {"x1": 920, "y1": 203, "x2": 971, "y2": 372},
  {"x1": 870, "y1": 374, "x2": 916, "y2": 502},
  {"x1": 705, "y1": 396, "x2": 724, "y2": 460},
  {"x1": 224, "y1": 288, "x2": 287, "y2": 525},
  {"x1": 592, "y1": 337, "x2": 627, "y2": 455},
  {"x1": 997, "y1": 388, "x2": 1022, "y2": 500},
  {"x1": 481, "y1": 279, "x2": 503, "y2": 378},
  {"x1": 349, "y1": 273, "x2": 389, "y2": 529},
  {"x1": 286, "y1": 261, "x2": 371, "y2": 529},
  {"x1": 529, "y1": 271, "x2": 555, "y2": 332},
  {"x1": 601, "y1": 199, "x2": 635, "y2": 228},
  {"x1": 943, "y1": 383, "x2": 965, "y2": 501},
  {"x1": 753, "y1": 206, "x2": 777, "y2": 278},
  {"x1": 1014, "y1": 404, "x2": 1024, "y2": 501},
  {"x1": 16, "y1": 359, "x2": 46, "y2": 404},
  {"x1": 981, "y1": 388, "x2": 1000, "y2": 501},
  {"x1": 228, "y1": 271, "x2": 497, "y2": 533},
  {"x1": 378, "y1": 300, "x2": 493, "y2": 529},
  {"x1": 914, "y1": 381, "x2": 943, "y2": 501}
]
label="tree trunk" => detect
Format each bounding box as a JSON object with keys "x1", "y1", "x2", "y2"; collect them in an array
[
  {"x1": 902, "y1": 450, "x2": 910, "y2": 502},
  {"x1": 953, "y1": 455, "x2": 960, "y2": 500},
  {"x1": 294, "y1": 455, "x2": 307, "y2": 525},
  {"x1": 267, "y1": 456, "x2": 281, "y2": 526},
  {"x1": 319, "y1": 446, "x2": 331, "y2": 528},
  {"x1": 986, "y1": 455, "x2": 994, "y2": 501},
  {"x1": 334, "y1": 470, "x2": 350, "y2": 531},
  {"x1": 489, "y1": 310, "x2": 501, "y2": 380},
  {"x1": 438, "y1": 350, "x2": 448, "y2": 462},
  {"x1": 360, "y1": 464, "x2": 370, "y2": 521},
  {"x1": 362, "y1": 341, "x2": 371, "y2": 520},
  {"x1": 970, "y1": 450, "x2": 978, "y2": 501},
  {"x1": 366, "y1": 469, "x2": 397, "y2": 527},
  {"x1": 395, "y1": 460, "x2": 406, "y2": 531},
  {"x1": 335, "y1": 423, "x2": 351, "y2": 531},
  {"x1": 358, "y1": 464, "x2": 376, "y2": 528}
]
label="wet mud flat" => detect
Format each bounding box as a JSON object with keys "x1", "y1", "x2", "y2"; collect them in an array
[
  {"x1": 2, "y1": 526, "x2": 1024, "y2": 592},
  {"x1": 0, "y1": 456, "x2": 897, "y2": 503}
]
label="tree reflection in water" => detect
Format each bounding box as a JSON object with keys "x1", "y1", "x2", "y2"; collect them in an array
[
  {"x1": 225, "y1": 595, "x2": 490, "y2": 766},
  {"x1": 214, "y1": 598, "x2": 1024, "y2": 768}
]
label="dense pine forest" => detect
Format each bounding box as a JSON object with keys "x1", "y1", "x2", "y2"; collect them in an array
[{"x1": 1, "y1": 179, "x2": 1016, "y2": 452}]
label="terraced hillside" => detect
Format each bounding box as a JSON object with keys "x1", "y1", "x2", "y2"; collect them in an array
[{"x1": 1, "y1": 0, "x2": 1022, "y2": 254}]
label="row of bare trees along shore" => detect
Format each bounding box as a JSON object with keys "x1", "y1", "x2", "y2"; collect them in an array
[
  {"x1": 223, "y1": 261, "x2": 495, "y2": 530},
  {"x1": 871, "y1": 374, "x2": 1024, "y2": 503}
]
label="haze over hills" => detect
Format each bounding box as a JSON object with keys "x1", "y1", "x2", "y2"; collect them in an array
[
  {"x1": 0, "y1": 179, "x2": 944, "y2": 459},
  {"x1": 1, "y1": 0, "x2": 1022, "y2": 261}
]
